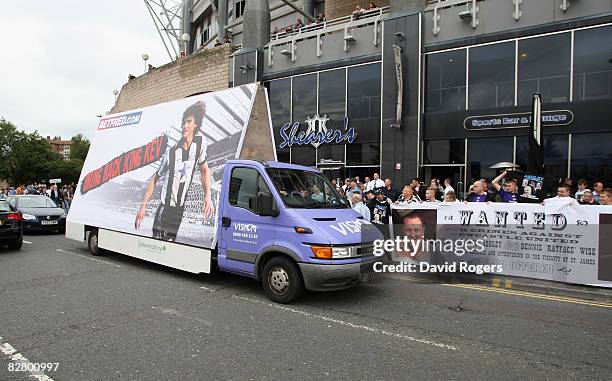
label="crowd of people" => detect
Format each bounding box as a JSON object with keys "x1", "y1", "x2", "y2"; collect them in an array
[
  {"x1": 272, "y1": 12, "x2": 327, "y2": 36},
  {"x1": 271, "y1": 2, "x2": 380, "y2": 36},
  {"x1": 334, "y1": 172, "x2": 612, "y2": 223},
  {"x1": 0, "y1": 183, "x2": 75, "y2": 210}
]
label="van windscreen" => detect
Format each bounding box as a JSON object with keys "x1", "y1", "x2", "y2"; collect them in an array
[{"x1": 265, "y1": 168, "x2": 348, "y2": 209}]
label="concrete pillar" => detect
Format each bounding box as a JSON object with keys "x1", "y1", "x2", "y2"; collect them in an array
[
  {"x1": 242, "y1": 0, "x2": 270, "y2": 50},
  {"x1": 217, "y1": 0, "x2": 228, "y2": 40},
  {"x1": 303, "y1": 0, "x2": 315, "y2": 18}
]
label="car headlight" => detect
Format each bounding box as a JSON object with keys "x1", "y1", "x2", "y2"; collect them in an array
[
  {"x1": 22, "y1": 213, "x2": 37, "y2": 220},
  {"x1": 60, "y1": 213, "x2": 67, "y2": 219}
]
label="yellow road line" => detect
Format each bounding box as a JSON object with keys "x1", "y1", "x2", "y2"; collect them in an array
[
  {"x1": 382, "y1": 275, "x2": 612, "y2": 309},
  {"x1": 445, "y1": 283, "x2": 612, "y2": 309}
]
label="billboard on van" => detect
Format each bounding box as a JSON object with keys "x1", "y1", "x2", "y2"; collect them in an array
[{"x1": 68, "y1": 84, "x2": 272, "y2": 249}]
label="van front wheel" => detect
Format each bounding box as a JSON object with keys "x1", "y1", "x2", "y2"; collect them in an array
[{"x1": 262, "y1": 257, "x2": 304, "y2": 304}]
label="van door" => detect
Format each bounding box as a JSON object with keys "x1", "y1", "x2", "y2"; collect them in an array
[{"x1": 218, "y1": 166, "x2": 276, "y2": 276}]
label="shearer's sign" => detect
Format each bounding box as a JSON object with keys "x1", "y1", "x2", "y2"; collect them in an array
[{"x1": 278, "y1": 114, "x2": 357, "y2": 149}]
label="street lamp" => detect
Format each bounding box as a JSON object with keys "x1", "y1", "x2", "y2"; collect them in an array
[
  {"x1": 181, "y1": 33, "x2": 190, "y2": 56},
  {"x1": 141, "y1": 53, "x2": 149, "y2": 72},
  {"x1": 113, "y1": 89, "x2": 119, "y2": 102}
]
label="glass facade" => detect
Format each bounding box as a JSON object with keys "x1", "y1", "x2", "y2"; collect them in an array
[
  {"x1": 426, "y1": 49, "x2": 466, "y2": 112},
  {"x1": 291, "y1": 74, "x2": 317, "y2": 166},
  {"x1": 571, "y1": 132, "x2": 612, "y2": 185},
  {"x1": 469, "y1": 42, "x2": 515, "y2": 110},
  {"x1": 573, "y1": 25, "x2": 612, "y2": 102},
  {"x1": 423, "y1": 24, "x2": 612, "y2": 197},
  {"x1": 266, "y1": 62, "x2": 381, "y2": 178},
  {"x1": 424, "y1": 139, "x2": 465, "y2": 164},
  {"x1": 517, "y1": 33, "x2": 571, "y2": 105},
  {"x1": 267, "y1": 78, "x2": 291, "y2": 163},
  {"x1": 467, "y1": 137, "x2": 514, "y2": 182},
  {"x1": 346, "y1": 63, "x2": 381, "y2": 165},
  {"x1": 318, "y1": 69, "x2": 346, "y2": 165},
  {"x1": 425, "y1": 25, "x2": 612, "y2": 108}
]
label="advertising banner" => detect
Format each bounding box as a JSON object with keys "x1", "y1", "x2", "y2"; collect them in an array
[
  {"x1": 68, "y1": 84, "x2": 260, "y2": 249},
  {"x1": 389, "y1": 199, "x2": 612, "y2": 288}
]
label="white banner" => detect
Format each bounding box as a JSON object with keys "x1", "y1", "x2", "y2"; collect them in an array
[{"x1": 390, "y1": 199, "x2": 612, "y2": 288}]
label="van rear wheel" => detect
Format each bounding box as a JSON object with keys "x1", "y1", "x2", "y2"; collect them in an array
[
  {"x1": 88, "y1": 230, "x2": 102, "y2": 256},
  {"x1": 262, "y1": 257, "x2": 304, "y2": 304}
]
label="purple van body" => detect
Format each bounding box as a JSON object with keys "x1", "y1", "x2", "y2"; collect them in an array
[{"x1": 216, "y1": 160, "x2": 383, "y2": 291}]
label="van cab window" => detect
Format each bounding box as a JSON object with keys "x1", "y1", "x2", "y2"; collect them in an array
[
  {"x1": 228, "y1": 167, "x2": 271, "y2": 214},
  {"x1": 266, "y1": 168, "x2": 347, "y2": 209}
]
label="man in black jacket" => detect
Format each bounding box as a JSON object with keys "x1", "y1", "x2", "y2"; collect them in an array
[{"x1": 48, "y1": 184, "x2": 63, "y2": 206}]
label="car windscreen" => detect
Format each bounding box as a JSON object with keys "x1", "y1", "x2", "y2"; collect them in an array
[
  {"x1": 17, "y1": 196, "x2": 57, "y2": 208},
  {"x1": 0, "y1": 201, "x2": 11, "y2": 213},
  {"x1": 265, "y1": 168, "x2": 348, "y2": 209}
]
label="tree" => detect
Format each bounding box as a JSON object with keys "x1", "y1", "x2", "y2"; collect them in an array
[
  {"x1": 0, "y1": 118, "x2": 60, "y2": 185},
  {"x1": 70, "y1": 134, "x2": 91, "y2": 162},
  {"x1": 44, "y1": 159, "x2": 84, "y2": 185}
]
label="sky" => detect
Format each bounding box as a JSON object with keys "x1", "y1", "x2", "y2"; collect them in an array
[{"x1": 0, "y1": 1, "x2": 174, "y2": 140}]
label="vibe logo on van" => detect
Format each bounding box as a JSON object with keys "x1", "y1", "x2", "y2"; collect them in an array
[{"x1": 329, "y1": 220, "x2": 370, "y2": 236}]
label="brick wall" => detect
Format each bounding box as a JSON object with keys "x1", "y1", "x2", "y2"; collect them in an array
[
  {"x1": 325, "y1": 0, "x2": 389, "y2": 20},
  {"x1": 111, "y1": 44, "x2": 233, "y2": 113}
]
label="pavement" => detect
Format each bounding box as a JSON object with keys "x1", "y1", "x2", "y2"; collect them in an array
[{"x1": 0, "y1": 233, "x2": 611, "y2": 380}]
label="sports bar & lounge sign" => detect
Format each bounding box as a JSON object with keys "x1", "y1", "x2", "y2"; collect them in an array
[{"x1": 464, "y1": 110, "x2": 574, "y2": 130}]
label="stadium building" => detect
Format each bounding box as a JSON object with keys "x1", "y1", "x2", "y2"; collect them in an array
[{"x1": 114, "y1": 0, "x2": 612, "y2": 196}]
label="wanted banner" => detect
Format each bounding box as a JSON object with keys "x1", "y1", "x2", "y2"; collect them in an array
[{"x1": 390, "y1": 199, "x2": 612, "y2": 288}]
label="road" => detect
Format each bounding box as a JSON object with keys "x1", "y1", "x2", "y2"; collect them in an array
[{"x1": 1, "y1": 233, "x2": 611, "y2": 380}]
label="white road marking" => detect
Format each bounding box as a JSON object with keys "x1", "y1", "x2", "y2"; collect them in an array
[
  {"x1": 55, "y1": 249, "x2": 124, "y2": 268},
  {"x1": 199, "y1": 286, "x2": 217, "y2": 292},
  {"x1": 233, "y1": 295, "x2": 457, "y2": 351},
  {"x1": 0, "y1": 337, "x2": 55, "y2": 380},
  {"x1": 23, "y1": 240, "x2": 32, "y2": 244}
]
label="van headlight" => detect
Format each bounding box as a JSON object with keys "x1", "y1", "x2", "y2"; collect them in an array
[
  {"x1": 310, "y1": 245, "x2": 352, "y2": 259},
  {"x1": 22, "y1": 213, "x2": 37, "y2": 220},
  {"x1": 331, "y1": 247, "x2": 351, "y2": 258}
]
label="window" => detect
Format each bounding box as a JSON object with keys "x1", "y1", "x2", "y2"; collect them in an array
[
  {"x1": 291, "y1": 74, "x2": 317, "y2": 166},
  {"x1": 573, "y1": 25, "x2": 612, "y2": 102},
  {"x1": 235, "y1": 0, "x2": 246, "y2": 19},
  {"x1": 469, "y1": 42, "x2": 515, "y2": 110},
  {"x1": 518, "y1": 33, "x2": 571, "y2": 105},
  {"x1": 516, "y1": 135, "x2": 569, "y2": 196},
  {"x1": 347, "y1": 63, "x2": 381, "y2": 165},
  {"x1": 317, "y1": 144, "x2": 344, "y2": 164},
  {"x1": 318, "y1": 68, "x2": 346, "y2": 164},
  {"x1": 571, "y1": 133, "x2": 612, "y2": 187},
  {"x1": 228, "y1": 167, "x2": 271, "y2": 214},
  {"x1": 267, "y1": 79, "x2": 291, "y2": 163},
  {"x1": 0, "y1": 201, "x2": 10, "y2": 213},
  {"x1": 266, "y1": 168, "x2": 347, "y2": 209},
  {"x1": 424, "y1": 139, "x2": 465, "y2": 164},
  {"x1": 426, "y1": 49, "x2": 466, "y2": 112},
  {"x1": 468, "y1": 137, "x2": 513, "y2": 182}
]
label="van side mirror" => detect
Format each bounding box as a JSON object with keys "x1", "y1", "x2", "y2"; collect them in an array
[{"x1": 258, "y1": 191, "x2": 279, "y2": 217}]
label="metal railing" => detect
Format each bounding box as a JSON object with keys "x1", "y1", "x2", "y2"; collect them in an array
[{"x1": 265, "y1": 6, "x2": 389, "y2": 66}]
